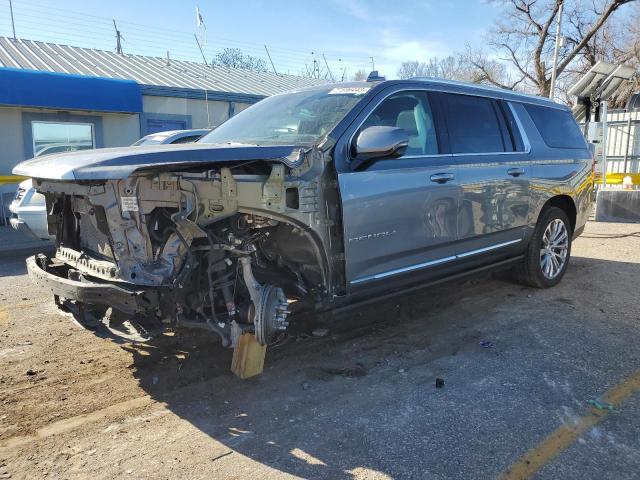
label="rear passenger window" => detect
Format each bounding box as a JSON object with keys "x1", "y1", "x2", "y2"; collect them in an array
[
  {"x1": 441, "y1": 94, "x2": 505, "y2": 154},
  {"x1": 524, "y1": 104, "x2": 586, "y2": 149}
]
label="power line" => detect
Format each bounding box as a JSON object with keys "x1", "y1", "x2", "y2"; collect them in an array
[
  {"x1": 0, "y1": 0, "x2": 370, "y2": 61},
  {"x1": 0, "y1": 0, "x2": 372, "y2": 78}
]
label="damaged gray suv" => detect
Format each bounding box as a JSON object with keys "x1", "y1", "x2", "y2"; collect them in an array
[{"x1": 15, "y1": 78, "x2": 593, "y2": 369}]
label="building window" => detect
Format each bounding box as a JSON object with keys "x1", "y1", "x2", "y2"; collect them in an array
[{"x1": 31, "y1": 121, "x2": 95, "y2": 157}]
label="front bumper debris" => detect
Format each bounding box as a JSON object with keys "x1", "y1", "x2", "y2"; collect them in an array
[{"x1": 26, "y1": 254, "x2": 158, "y2": 316}]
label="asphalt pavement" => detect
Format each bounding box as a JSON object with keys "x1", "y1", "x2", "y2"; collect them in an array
[{"x1": 0, "y1": 221, "x2": 639, "y2": 479}]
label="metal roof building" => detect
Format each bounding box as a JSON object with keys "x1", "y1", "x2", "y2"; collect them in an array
[
  {"x1": 0, "y1": 37, "x2": 325, "y2": 101},
  {"x1": 0, "y1": 36, "x2": 327, "y2": 180}
]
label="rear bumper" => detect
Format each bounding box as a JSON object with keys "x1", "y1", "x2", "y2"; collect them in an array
[{"x1": 26, "y1": 254, "x2": 158, "y2": 316}]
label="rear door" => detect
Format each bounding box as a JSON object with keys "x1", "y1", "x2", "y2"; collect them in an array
[
  {"x1": 434, "y1": 92, "x2": 531, "y2": 259},
  {"x1": 338, "y1": 89, "x2": 461, "y2": 290}
]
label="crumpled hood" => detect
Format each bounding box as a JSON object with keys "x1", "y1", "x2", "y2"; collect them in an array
[{"x1": 13, "y1": 143, "x2": 306, "y2": 180}]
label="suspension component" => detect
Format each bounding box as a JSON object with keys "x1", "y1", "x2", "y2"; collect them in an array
[{"x1": 239, "y1": 256, "x2": 290, "y2": 345}]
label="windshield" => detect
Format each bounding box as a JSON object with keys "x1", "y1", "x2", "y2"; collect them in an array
[{"x1": 199, "y1": 87, "x2": 370, "y2": 147}]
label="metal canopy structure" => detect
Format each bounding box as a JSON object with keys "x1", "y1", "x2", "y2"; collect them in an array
[
  {"x1": 569, "y1": 61, "x2": 636, "y2": 189},
  {"x1": 570, "y1": 61, "x2": 635, "y2": 121}
]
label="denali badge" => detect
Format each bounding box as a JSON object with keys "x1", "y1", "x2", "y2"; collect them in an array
[{"x1": 348, "y1": 230, "x2": 397, "y2": 243}]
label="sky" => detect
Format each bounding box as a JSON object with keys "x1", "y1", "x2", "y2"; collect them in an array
[{"x1": 0, "y1": 0, "x2": 502, "y2": 79}]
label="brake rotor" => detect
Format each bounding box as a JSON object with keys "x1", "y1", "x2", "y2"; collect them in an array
[{"x1": 254, "y1": 284, "x2": 289, "y2": 345}]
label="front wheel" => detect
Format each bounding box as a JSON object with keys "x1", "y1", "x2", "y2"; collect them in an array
[{"x1": 516, "y1": 207, "x2": 572, "y2": 288}]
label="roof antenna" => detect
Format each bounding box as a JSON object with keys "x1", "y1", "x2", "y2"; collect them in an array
[
  {"x1": 166, "y1": 50, "x2": 171, "y2": 66},
  {"x1": 194, "y1": 34, "x2": 212, "y2": 129},
  {"x1": 113, "y1": 20, "x2": 123, "y2": 55},
  {"x1": 323, "y1": 54, "x2": 335, "y2": 82},
  {"x1": 9, "y1": 0, "x2": 16, "y2": 41},
  {"x1": 264, "y1": 45, "x2": 278, "y2": 75}
]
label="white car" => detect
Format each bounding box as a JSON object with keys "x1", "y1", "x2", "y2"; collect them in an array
[
  {"x1": 9, "y1": 178, "x2": 50, "y2": 240},
  {"x1": 130, "y1": 129, "x2": 210, "y2": 146},
  {"x1": 9, "y1": 129, "x2": 210, "y2": 240}
]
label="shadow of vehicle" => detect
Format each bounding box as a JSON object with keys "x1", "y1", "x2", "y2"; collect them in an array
[
  {"x1": 58, "y1": 254, "x2": 640, "y2": 478},
  {"x1": 0, "y1": 252, "x2": 28, "y2": 278}
]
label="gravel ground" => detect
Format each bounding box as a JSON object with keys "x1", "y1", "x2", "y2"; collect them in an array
[{"x1": 0, "y1": 221, "x2": 639, "y2": 480}]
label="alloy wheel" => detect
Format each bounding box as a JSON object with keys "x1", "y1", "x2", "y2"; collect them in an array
[{"x1": 539, "y1": 218, "x2": 569, "y2": 279}]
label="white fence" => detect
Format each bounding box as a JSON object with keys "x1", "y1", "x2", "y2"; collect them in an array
[{"x1": 599, "y1": 110, "x2": 640, "y2": 174}]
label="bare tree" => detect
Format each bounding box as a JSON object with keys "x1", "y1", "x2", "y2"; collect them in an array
[
  {"x1": 464, "y1": 0, "x2": 635, "y2": 96},
  {"x1": 610, "y1": 3, "x2": 640, "y2": 106},
  {"x1": 397, "y1": 60, "x2": 432, "y2": 79},
  {"x1": 211, "y1": 48, "x2": 267, "y2": 72},
  {"x1": 352, "y1": 69, "x2": 368, "y2": 81},
  {"x1": 397, "y1": 56, "x2": 488, "y2": 82},
  {"x1": 301, "y1": 58, "x2": 330, "y2": 79},
  {"x1": 560, "y1": 1, "x2": 640, "y2": 106}
]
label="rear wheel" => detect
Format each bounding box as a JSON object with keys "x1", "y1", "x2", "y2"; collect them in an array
[{"x1": 516, "y1": 206, "x2": 572, "y2": 288}]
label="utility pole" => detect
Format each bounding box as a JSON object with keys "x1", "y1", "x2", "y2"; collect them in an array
[
  {"x1": 549, "y1": 0, "x2": 564, "y2": 100},
  {"x1": 264, "y1": 45, "x2": 278, "y2": 75},
  {"x1": 323, "y1": 54, "x2": 335, "y2": 82},
  {"x1": 369, "y1": 56, "x2": 375, "y2": 72},
  {"x1": 113, "y1": 20, "x2": 123, "y2": 55},
  {"x1": 9, "y1": 0, "x2": 16, "y2": 40}
]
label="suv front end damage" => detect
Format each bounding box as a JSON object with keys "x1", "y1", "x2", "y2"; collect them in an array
[
  {"x1": 21, "y1": 145, "x2": 343, "y2": 350},
  {"x1": 15, "y1": 84, "x2": 373, "y2": 375}
]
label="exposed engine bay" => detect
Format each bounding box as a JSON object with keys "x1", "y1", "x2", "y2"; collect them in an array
[{"x1": 30, "y1": 152, "x2": 344, "y2": 348}]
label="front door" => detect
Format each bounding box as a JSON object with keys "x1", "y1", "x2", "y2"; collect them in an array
[{"x1": 338, "y1": 90, "x2": 461, "y2": 290}]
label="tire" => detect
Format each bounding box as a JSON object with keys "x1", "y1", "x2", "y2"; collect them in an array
[{"x1": 516, "y1": 206, "x2": 572, "y2": 288}]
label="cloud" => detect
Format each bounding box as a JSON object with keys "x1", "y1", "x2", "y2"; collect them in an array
[
  {"x1": 329, "y1": 0, "x2": 372, "y2": 21},
  {"x1": 371, "y1": 29, "x2": 453, "y2": 78}
]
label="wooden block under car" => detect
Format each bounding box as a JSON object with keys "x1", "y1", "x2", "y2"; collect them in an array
[{"x1": 231, "y1": 333, "x2": 267, "y2": 379}]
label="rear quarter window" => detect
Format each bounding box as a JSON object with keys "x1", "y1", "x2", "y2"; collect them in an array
[{"x1": 524, "y1": 104, "x2": 586, "y2": 149}]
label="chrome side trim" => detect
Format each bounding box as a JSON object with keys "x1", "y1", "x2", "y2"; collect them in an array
[
  {"x1": 456, "y1": 239, "x2": 522, "y2": 258},
  {"x1": 350, "y1": 238, "x2": 522, "y2": 285},
  {"x1": 350, "y1": 255, "x2": 457, "y2": 285}
]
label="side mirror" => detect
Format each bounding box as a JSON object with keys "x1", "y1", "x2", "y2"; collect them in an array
[{"x1": 355, "y1": 126, "x2": 409, "y2": 160}]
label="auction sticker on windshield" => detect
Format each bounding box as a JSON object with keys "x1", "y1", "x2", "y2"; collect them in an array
[{"x1": 328, "y1": 87, "x2": 370, "y2": 95}]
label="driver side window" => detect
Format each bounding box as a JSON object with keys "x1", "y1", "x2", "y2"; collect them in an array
[{"x1": 361, "y1": 91, "x2": 438, "y2": 156}]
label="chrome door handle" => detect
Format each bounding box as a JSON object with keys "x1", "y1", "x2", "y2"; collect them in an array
[
  {"x1": 430, "y1": 173, "x2": 455, "y2": 184},
  {"x1": 507, "y1": 168, "x2": 525, "y2": 177}
]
